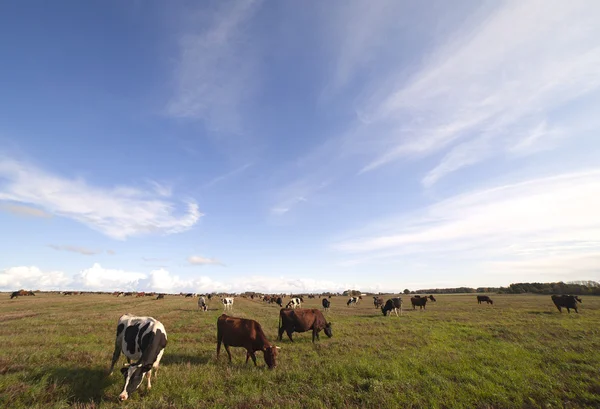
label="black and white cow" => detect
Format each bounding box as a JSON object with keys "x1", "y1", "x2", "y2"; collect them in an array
[
  {"x1": 222, "y1": 297, "x2": 234, "y2": 311},
  {"x1": 108, "y1": 314, "x2": 168, "y2": 401},
  {"x1": 347, "y1": 296, "x2": 359, "y2": 306},
  {"x1": 198, "y1": 296, "x2": 207, "y2": 311},
  {"x1": 285, "y1": 297, "x2": 302, "y2": 309}
]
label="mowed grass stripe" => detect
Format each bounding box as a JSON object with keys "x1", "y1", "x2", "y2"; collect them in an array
[{"x1": 0, "y1": 293, "x2": 599, "y2": 408}]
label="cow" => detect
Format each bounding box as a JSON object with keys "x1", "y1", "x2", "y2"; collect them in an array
[
  {"x1": 381, "y1": 298, "x2": 402, "y2": 316},
  {"x1": 411, "y1": 296, "x2": 427, "y2": 310},
  {"x1": 185, "y1": 293, "x2": 195, "y2": 298},
  {"x1": 117, "y1": 292, "x2": 125, "y2": 297},
  {"x1": 373, "y1": 297, "x2": 384, "y2": 309},
  {"x1": 276, "y1": 297, "x2": 283, "y2": 307},
  {"x1": 107, "y1": 314, "x2": 167, "y2": 401},
  {"x1": 63, "y1": 291, "x2": 73, "y2": 296},
  {"x1": 156, "y1": 294, "x2": 165, "y2": 300},
  {"x1": 216, "y1": 314, "x2": 279, "y2": 369},
  {"x1": 278, "y1": 308, "x2": 332, "y2": 343},
  {"x1": 428, "y1": 295, "x2": 436, "y2": 302},
  {"x1": 124, "y1": 292, "x2": 133, "y2": 297},
  {"x1": 322, "y1": 298, "x2": 331, "y2": 312},
  {"x1": 222, "y1": 297, "x2": 234, "y2": 311},
  {"x1": 551, "y1": 295, "x2": 582, "y2": 314},
  {"x1": 208, "y1": 294, "x2": 213, "y2": 301},
  {"x1": 285, "y1": 298, "x2": 302, "y2": 309},
  {"x1": 477, "y1": 295, "x2": 494, "y2": 305},
  {"x1": 10, "y1": 291, "x2": 22, "y2": 299},
  {"x1": 198, "y1": 296, "x2": 207, "y2": 311},
  {"x1": 347, "y1": 296, "x2": 359, "y2": 306},
  {"x1": 136, "y1": 292, "x2": 145, "y2": 298}
]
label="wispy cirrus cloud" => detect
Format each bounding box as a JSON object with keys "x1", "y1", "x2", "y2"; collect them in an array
[
  {"x1": 355, "y1": 1, "x2": 600, "y2": 183},
  {"x1": 0, "y1": 157, "x2": 202, "y2": 240},
  {"x1": 334, "y1": 169, "x2": 600, "y2": 281},
  {"x1": 167, "y1": 1, "x2": 262, "y2": 133},
  {"x1": 203, "y1": 162, "x2": 253, "y2": 189},
  {"x1": 0, "y1": 203, "x2": 53, "y2": 218},
  {"x1": 48, "y1": 245, "x2": 100, "y2": 256},
  {"x1": 188, "y1": 255, "x2": 223, "y2": 266}
]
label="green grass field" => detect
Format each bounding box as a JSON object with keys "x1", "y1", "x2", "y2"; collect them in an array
[{"x1": 1, "y1": 293, "x2": 599, "y2": 409}]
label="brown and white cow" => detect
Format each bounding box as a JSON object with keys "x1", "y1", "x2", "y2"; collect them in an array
[
  {"x1": 278, "y1": 308, "x2": 332, "y2": 343},
  {"x1": 216, "y1": 314, "x2": 279, "y2": 369},
  {"x1": 108, "y1": 314, "x2": 168, "y2": 401}
]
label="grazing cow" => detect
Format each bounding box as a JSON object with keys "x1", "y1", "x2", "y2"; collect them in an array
[
  {"x1": 278, "y1": 308, "x2": 332, "y2": 343},
  {"x1": 381, "y1": 298, "x2": 402, "y2": 316},
  {"x1": 156, "y1": 294, "x2": 165, "y2": 300},
  {"x1": 411, "y1": 296, "x2": 427, "y2": 310},
  {"x1": 198, "y1": 296, "x2": 207, "y2": 311},
  {"x1": 117, "y1": 292, "x2": 125, "y2": 297},
  {"x1": 108, "y1": 314, "x2": 168, "y2": 401},
  {"x1": 63, "y1": 291, "x2": 73, "y2": 296},
  {"x1": 222, "y1": 297, "x2": 234, "y2": 311},
  {"x1": 208, "y1": 294, "x2": 213, "y2": 301},
  {"x1": 322, "y1": 298, "x2": 331, "y2": 312},
  {"x1": 373, "y1": 297, "x2": 384, "y2": 309},
  {"x1": 276, "y1": 297, "x2": 283, "y2": 307},
  {"x1": 477, "y1": 295, "x2": 494, "y2": 305},
  {"x1": 216, "y1": 314, "x2": 279, "y2": 369},
  {"x1": 428, "y1": 295, "x2": 436, "y2": 302},
  {"x1": 10, "y1": 291, "x2": 21, "y2": 299},
  {"x1": 185, "y1": 293, "x2": 194, "y2": 298},
  {"x1": 136, "y1": 292, "x2": 145, "y2": 298},
  {"x1": 347, "y1": 296, "x2": 359, "y2": 306},
  {"x1": 551, "y1": 295, "x2": 582, "y2": 313},
  {"x1": 285, "y1": 298, "x2": 302, "y2": 309},
  {"x1": 124, "y1": 292, "x2": 133, "y2": 297}
]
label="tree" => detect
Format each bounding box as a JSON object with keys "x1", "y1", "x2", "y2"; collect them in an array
[{"x1": 403, "y1": 289, "x2": 410, "y2": 294}]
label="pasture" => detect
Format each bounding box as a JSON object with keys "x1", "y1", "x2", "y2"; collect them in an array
[{"x1": 1, "y1": 293, "x2": 599, "y2": 409}]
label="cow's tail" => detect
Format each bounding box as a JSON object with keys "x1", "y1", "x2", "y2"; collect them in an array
[{"x1": 278, "y1": 312, "x2": 282, "y2": 334}]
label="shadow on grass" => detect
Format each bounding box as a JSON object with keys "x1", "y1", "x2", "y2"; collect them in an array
[
  {"x1": 527, "y1": 311, "x2": 555, "y2": 315},
  {"x1": 46, "y1": 366, "x2": 111, "y2": 404},
  {"x1": 161, "y1": 352, "x2": 212, "y2": 366}
]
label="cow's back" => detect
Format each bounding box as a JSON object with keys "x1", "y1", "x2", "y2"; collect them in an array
[{"x1": 117, "y1": 314, "x2": 167, "y2": 361}]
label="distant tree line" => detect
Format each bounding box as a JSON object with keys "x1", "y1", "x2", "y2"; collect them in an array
[{"x1": 415, "y1": 281, "x2": 600, "y2": 295}]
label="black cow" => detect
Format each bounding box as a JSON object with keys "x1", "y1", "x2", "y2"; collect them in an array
[
  {"x1": 551, "y1": 295, "x2": 582, "y2": 313},
  {"x1": 381, "y1": 298, "x2": 402, "y2": 316},
  {"x1": 411, "y1": 296, "x2": 427, "y2": 310},
  {"x1": 278, "y1": 308, "x2": 332, "y2": 343},
  {"x1": 477, "y1": 295, "x2": 493, "y2": 305},
  {"x1": 276, "y1": 297, "x2": 283, "y2": 307},
  {"x1": 322, "y1": 298, "x2": 331, "y2": 312},
  {"x1": 428, "y1": 295, "x2": 436, "y2": 302},
  {"x1": 156, "y1": 294, "x2": 165, "y2": 300},
  {"x1": 108, "y1": 314, "x2": 168, "y2": 401}
]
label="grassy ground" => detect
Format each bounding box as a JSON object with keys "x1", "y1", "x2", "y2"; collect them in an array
[{"x1": 0, "y1": 293, "x2": 599, "y2": 409}]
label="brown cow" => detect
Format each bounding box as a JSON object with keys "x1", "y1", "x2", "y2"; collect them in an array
[
  {"x1": 411, "y1": 296, "x2": 427, "y2": 310},
  {"x1": 216, "y1": 314, "x2": 279, "y2": 369},
  {"x1": 136, "y1": 292, "x2": 145, "y2": 298},
  {"x1": 551, "y1": 295, "x2": 582, "y2": 313},
  {"x1": 278, "y1": 308, "x2": 332, "y2": 343}
]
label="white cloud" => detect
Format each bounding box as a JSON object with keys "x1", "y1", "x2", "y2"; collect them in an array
[
  {"x1": 203, "y1": 163, "x2": 253, "y2": 189},
  {"x1": 348, "y1": 1, "x2": 600, "y2": 183},
  {"x1": 0, "y1": 203, "x2": 52, "y2": 218},
  {"x1": 0, "y1": 157, "x2": 202, "y2": 240},
  {"x1": 48, "y1": 245, "x2": 100, "y2": 256},
  {"x1": 167, "y1": 1, "x2": 261, "y2": 133},
  {"x1": 334, "y1": 169, "x2": 600, "y2": 280},
  {"x1": 188, "y1": 256, "x2": 223, "y2": 266},
  {"x1": 0, "y1": 266, "x2": 71, "y2": 290},
  {"x1": 72, "y1": 263, "x2": 146, "y2": 291}
]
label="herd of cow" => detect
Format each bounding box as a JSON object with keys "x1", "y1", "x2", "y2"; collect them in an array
[{"x1": 6, "y1": 290, "x2": 586, "y2": 401}]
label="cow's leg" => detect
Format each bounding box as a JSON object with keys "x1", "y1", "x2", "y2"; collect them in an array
[
  {"x1": 286, "y1": 330, "x2": 294, "y2": 342},
  {"x1": 216, "y1": 335, "x2": 223, "y2": 359},
  {"x1": 277, "y1": 325, "x2": 285, "y2": 341},
  {"x1": 250, "y1": 351, "x2": 257, "y2": 366},
  {"x1": 245, "y1": 351, "x2": 251, "y2": 364},
  {"x1": 394, "y1": 308, "x2": 399, "y2": 317},
  {"x1": 147, "y1": 370, "x2": 152, "y2": 389},
  {"x1": 224, "y1": 344, "x2": 233, "y2": 362},
  {"x1": 567, "y1": 307, "x2": 571, "y2": 314}
]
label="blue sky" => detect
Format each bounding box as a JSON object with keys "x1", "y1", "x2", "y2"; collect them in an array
[{"x1": 1, "y1": 1, "x2": 599, "y2": 293}]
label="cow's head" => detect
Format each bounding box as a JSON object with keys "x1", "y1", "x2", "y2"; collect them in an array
[
  {"x1": 118, "y1": 363, "x2": 151, "y2": 401},
  {"x1": 263, "y1": 346, "x2": 280, "y2": 369},
  {"x1": 575, "y1": 296, "x2": 582, "y2": 303},
  {"x1": 324, "y1": 322, "x2": 333, "y2": 338},
  {"x1": 381, "y1": 306, "x2": 388, "y2": 316}
]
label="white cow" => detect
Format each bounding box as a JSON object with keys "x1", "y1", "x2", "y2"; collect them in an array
[
  {"x1": 286, "y1": 297, "x2": 302, "y2": 309},
  {"x1": 108, "y1": 314, "x2": 168, "y2": 401},
  {"x1": 198, "y1": 296, "x2": 207, "y2": 311},
  {"x1": 222, "y1": 297, "x2": 234, "y2": 311}
]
